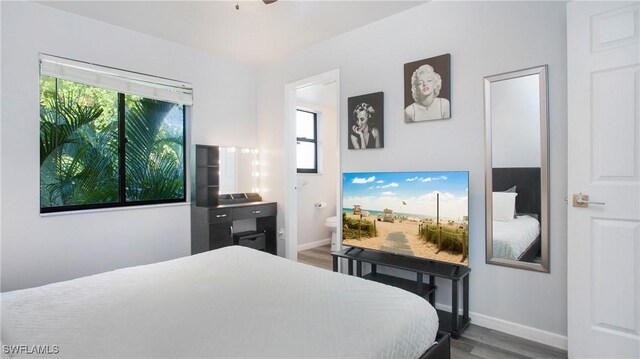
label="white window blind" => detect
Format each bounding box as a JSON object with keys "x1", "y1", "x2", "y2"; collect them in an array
[{"x1": 39, "y1": 54, "x2": 193, "y2": 105}]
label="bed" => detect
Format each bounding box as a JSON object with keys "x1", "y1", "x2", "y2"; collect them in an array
[{"x1": 1, "y1": 246, "x2": 447, "y2": 358}]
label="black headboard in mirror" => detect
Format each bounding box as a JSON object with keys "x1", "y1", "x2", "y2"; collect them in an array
[{"x1": 492, "y1": 167, "x2": 541, "y2": 217}]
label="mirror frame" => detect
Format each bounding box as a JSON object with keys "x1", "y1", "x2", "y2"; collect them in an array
[{"x1": 484, "y1": 65, "x2": 550, "y2": 272}]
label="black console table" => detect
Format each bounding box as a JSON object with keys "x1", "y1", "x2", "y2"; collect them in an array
[
  {"x1": 191, "y1": 201, "x2": 277, "y2": 255},
  {"x1": 332, "y1": 248, "x2": 470, "y2": 338}
]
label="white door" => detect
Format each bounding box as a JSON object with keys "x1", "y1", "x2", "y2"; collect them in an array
[{"x1": 567, "y1": 1, "x2": 640, "y2": 358}]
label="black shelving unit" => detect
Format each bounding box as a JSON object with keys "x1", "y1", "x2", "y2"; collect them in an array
[
  {"x1": 332, "y1": 248, "x2": 470, "y2": 338},
  {"x1": 193, "y1": 144, "x2": 219, "y2": 207}
]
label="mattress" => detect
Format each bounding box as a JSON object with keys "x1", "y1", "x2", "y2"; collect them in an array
[
  {"x1": 1, "y1": 246, "x2": 438, "y2": 358},
  {"x1": 492, "y1": 215, "x2": 541, "y2": 260}
]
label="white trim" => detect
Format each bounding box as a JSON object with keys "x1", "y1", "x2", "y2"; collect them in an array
[
  {"x1": 0, "y1": 1, "x2": 3, "y2": 253},
  {"x1": 40, "y1": 202, "x2": 190, "y2": 217},
  {"x1": 435, "y1": 303, "x2": 568, "y2": 350},
  {"x1": 297, "y1": 238, "x2": 331, "y2": 252},
  {"x1": 284, "y1": 83, "x2": 299, "y2": 261}
]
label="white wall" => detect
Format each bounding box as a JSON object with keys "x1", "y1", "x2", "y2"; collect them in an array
[
  {"x1": 491, "y1": 74, "x2": 542, "y2": 168},
  {"x1": 0, "y1": 2, "x2": 258, "y2": 292},
  {"x1": 258, "y1": 1, "x2": 567, "y2": 346},
  {"x1": 295, "y1": 99, "x2": 339, "y2": 247}
]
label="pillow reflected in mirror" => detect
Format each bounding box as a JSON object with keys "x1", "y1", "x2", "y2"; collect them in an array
[
  {"x1": 500, "y1": 186, "x2": 517, "y2": 218},
  {"x1": 493, "y1": 192, "x2": 517, "y2": 222}
]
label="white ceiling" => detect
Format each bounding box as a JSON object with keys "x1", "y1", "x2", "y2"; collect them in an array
[{"x1": 38, "y1": 0, "x2": 427, "y2": 66}]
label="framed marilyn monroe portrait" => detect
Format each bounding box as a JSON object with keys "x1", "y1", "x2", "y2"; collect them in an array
[
  {"x1": 347, "y1": 92, "x2": 384, "y2": 150},
  {"x1": 404, "y1": 53, "x2": 451, "y2": 122}
]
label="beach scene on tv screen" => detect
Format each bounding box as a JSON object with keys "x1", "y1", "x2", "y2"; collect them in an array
[{"x1": 342, "y1": 171, "x2": 469, "y2": 266}]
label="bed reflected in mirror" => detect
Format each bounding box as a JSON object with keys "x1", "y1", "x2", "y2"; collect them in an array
[{"x1": 484, "y1": 65, "x2": 549, "y2": 272}]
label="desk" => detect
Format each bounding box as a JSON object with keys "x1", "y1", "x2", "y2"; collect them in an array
[
  {"x1": 332, "y1": 248, "x2": 470, "y2": 338},
  {"x1": 191, "y1": 201, "x2": 277, "y2": 255}
]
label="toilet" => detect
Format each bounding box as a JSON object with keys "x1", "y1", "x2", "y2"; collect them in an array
[{"x1": 324, "y1": 216, "x2": 339, "y2": 251}]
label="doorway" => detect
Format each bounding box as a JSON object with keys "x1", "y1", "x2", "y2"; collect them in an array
[{"x1": 283, "y1": 70, "x2": 341, "y2": 262}]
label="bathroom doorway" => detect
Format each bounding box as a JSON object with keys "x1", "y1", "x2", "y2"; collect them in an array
[
  {"x1": 283, "y1": 70, "x2": 340, "y2": 268},
  {"x1": 295, "y1": 80, "x2": 339, "y2": 269}
]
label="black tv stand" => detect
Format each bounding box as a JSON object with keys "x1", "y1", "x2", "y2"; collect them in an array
[
  {"x1": 332, "y1": 248, "x2": 470, "y2": 339},
  {"x1": 344, "y1": 247, "x2": 363, "y2": 255}
]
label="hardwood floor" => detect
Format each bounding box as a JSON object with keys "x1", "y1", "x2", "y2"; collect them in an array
[
  {"x1": 451, "y1": 324, "x2": 567, "y2": 359},
  {"x1": 297, "y1": 244, "x2": 333, "y2": 270},
  {"x1": 297, "y1": 245, "x2": 568, "y2": 359}
]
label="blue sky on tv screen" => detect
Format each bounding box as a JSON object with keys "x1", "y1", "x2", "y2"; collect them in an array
[{"x1": 342, "y1": 171, "x2": 469, "y2": 221}]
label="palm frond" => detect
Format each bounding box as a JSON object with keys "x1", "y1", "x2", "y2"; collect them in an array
[{"x1": 40, "y1": 94, "x2": 104, "y2": 165}]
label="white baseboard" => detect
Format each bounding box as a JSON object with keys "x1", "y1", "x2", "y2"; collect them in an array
[
  {"x1": 297, "y1": 238, "x2": 331, "y2": 251},
  {"x1": 435, "y1": 303, "x2": 568, "y2": 351}
]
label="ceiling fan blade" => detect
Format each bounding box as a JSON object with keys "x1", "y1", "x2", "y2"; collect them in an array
[{"x1": 263, "y1": 0, "x2": 278, "y2": 4}]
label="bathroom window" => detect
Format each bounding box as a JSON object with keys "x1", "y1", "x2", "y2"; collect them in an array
[{"x1": 296, "y1": 109, "x2": 317, "y2": 174}]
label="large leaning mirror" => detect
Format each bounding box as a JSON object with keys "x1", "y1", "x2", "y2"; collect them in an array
[{"x1": 484, "y1": 65, "x2": 549, "y2": 272}]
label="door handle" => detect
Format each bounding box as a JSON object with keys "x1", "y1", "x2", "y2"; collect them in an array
[{"x1": 573, "y1": 193, "x2": 605, "y2": 208}]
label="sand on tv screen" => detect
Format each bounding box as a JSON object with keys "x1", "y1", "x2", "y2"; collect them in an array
[{"x1": 342, "y1": 171, "x2": 469, "y2": 266}]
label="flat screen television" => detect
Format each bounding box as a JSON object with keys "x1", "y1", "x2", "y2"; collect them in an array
[{"x1": 342, "y1": 171, "x2": 469, "y2": 266}]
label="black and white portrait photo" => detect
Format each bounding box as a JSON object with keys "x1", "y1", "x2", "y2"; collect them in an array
[
  {"x1": 347, "y1": 92, "x2": 384, "y2": 149},
  {"x1": 404, "y1": 53, "x2": 451, "y2": 123}
]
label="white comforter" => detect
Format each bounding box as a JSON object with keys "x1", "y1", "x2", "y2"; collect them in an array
[
  {"x1": 493, "y1": 215, "x2": 541, "y2": 260},
  {"x1": 1, "y1": 246, "x2": 438, "y2": 358}
]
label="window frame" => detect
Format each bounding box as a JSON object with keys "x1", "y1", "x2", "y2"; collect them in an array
[
  {"x1": 296, "y1": 109, "x2": 318, "y2": 174},
  {"x1": 39, "y1": 81, "x2": 187, "y2": 214}
]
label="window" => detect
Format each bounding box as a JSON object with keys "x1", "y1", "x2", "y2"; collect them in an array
[
  {"x1": 39, "y1": 55, "x2": 191, "y2": 213},
  {"x1": 296, "y1": 109, "x2": 317, "y2": 173}
]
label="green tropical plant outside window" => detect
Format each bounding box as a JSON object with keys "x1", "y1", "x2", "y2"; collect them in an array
[{"x1": 39, "y1": 76, "x2": 186, "y2": 213}]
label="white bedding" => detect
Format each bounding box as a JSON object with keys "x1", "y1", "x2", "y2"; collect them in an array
[
  {"x1": 1, "y1": 246, "x2": 438, "y2": 358},
  {"x1": 492, "y1": 215, "x2": 541, "y2": 260}
]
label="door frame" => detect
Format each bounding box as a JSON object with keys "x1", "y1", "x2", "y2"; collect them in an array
[{"x1": 284, "y1": 69, "x2": 341, "y2": 260}]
